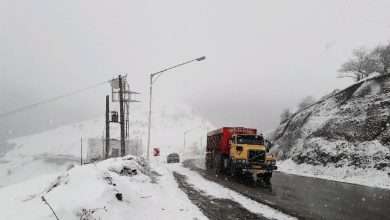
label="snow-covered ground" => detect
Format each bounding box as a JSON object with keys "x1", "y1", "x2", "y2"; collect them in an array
[
  {"x1": 0, "y1": 156, "x2": 208, "y2": 220},
  {"x1": 276, "y1": 138, "x2": 390, "y2": 189},
  {"x1": 278, "y1": 159, "x2": 390, "y2": 189}
]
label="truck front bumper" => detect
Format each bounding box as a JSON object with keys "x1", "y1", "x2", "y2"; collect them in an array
[
  {"x1": 245, "y1": 165, "x2": 277, "y2": 173},
  {"x1": 233, "y1": 161, "x2": 277, "y2": 172}
]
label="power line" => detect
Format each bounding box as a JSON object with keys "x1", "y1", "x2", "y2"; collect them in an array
[{"x1": 0, "y1": 79, "x2": 110, "y2": 119}]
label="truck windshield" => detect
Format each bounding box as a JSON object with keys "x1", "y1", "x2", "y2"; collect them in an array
[{"x1": 235, "y1": 135, "x2": 264, "y2": 145}]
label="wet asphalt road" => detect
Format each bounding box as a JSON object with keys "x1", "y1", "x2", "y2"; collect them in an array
[
  {"x1": 173, "y1": 172, "x2": 268, "y2": 220},
  {"x1": 183, "y1": 159, "x2": 390, "y2": 220}
]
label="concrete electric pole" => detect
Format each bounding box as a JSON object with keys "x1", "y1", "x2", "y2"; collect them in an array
[
  {"x1": 105, "y1": 95, "x2": 110, "y2": 158},
  {"x1": 119, "y1": 75, "x2": 126, "y2": 157}
]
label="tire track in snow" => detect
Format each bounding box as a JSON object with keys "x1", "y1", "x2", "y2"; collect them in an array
[{"x1": 173, "y1": 172, "x2": 268, "y2": 220}]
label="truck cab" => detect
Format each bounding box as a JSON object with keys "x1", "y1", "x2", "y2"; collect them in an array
[
  {"x1": 206, "y1": 127, "x2": 277, "y2": 185},
  {"x1": 229, "y1": 134, "x2": 277, "y2": 184},
  {"x1": 230, "y1": 134, "x2": 266, "y2": 161}
]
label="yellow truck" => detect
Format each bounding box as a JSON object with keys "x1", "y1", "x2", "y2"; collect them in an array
[{"x1": 206, "y1": 127, "x2": 277, "y2": 185}]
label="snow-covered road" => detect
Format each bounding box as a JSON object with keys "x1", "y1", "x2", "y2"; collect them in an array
[{"x1": 167, "y1": 163, "x2": 295, "y2": 220}]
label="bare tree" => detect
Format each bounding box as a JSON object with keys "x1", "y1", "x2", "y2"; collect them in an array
[
  {"x1": 338, "y1": 48, "x2": 381, "y2": 81},
  {"x1": 372, "y1": 43, "x2": 390, "y2": 74},
  {"x1": 280, "y1": 108, "x2": 292, "y2": 124},
  {"x1": 298, "y1": 96, "x2": 316, "y2": 110}
]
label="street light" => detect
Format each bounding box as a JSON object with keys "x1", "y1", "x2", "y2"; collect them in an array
[{"x1": 146, "y1": 56, "x2": 206, "y2": 161}]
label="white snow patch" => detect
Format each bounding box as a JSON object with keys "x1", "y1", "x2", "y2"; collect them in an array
[
  {"x1": 278, "y1": 159, "x2": 390, "y2": 189},
  {"x1": 300, "y1": 98, "x2": 339, "y2": 137}
]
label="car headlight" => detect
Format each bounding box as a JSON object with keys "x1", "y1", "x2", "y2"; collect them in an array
[{"x1": 271, "y1": 160, "x2": 276, "y2": 165}]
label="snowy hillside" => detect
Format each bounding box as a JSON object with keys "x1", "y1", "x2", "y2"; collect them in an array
[
  {"x1": 0, "y1": 104, "x2": 213, "y2": 188},
  {"x1": 271, "y1": 75, "x2": 390, "y2": 189}
]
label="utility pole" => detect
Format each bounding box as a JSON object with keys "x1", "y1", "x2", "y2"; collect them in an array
[
  {"x1": 126, "y1": 102, "x2": 129, "y2": 138},
  {"x1": 105, "y1": 95, "x2": 110, "y2": 158},
  {"x1": 125, "y1": 82, "x2": 130, "y2": 139},
  {"x1": 119, "y1": 75, "x2": 126, "y2": 157},
  {"x1": 108, "y1": 75, "x2": 139, "y2": 158}
]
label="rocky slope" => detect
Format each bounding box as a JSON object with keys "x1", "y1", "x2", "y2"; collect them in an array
[{"x1": 272, "y1": 75, "x2": 390, "y2": 172}]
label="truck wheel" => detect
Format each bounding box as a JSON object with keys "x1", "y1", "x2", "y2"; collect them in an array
[{"x1": 263, "y1": 173, "x2": 272, "y2": 185}]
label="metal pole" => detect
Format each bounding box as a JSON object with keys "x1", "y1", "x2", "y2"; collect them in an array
[
  {"x1": 125, "y1": 101, "x2": 129, "y2": 155},
  {"x1": 126, "y1": 82, "x2": 130, "y2": 139},
  {"x1": 105, "y1": 95, "x2": 110, "y2": 159},
  {"x1": 126, "y1": 102, "x2": 129, "y2": 138},
  {"x1": 146, "y1": 74, "x2": 153, "y2": 161},
  {"x1": 119, "y1": 75, "x2": 126, "y2": 157},
  {"x1": 80, "y1": 136, "x2": 83, "y2": 165}
]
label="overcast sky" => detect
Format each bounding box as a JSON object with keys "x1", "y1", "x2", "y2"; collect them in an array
[{"x1": 1, "y1": 0, "x2": 390, "y2": 137}]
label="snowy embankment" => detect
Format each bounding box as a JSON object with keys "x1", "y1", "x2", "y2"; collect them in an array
[
  {"x1": 272, "y1": 75, "x2": 390, "y2": 189},
  {"x1": 278, "y1": 159, "x2": 390, "y2": 189},
  {"x1": 0, "y1": 156, "x2": 207, "y2": 220},
  {"x1": 168, "y1": 164, "x2": 296, "y2": 220}
]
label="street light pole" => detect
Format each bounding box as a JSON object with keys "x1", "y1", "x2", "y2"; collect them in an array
[
  {"x1": 146, "y1": 74, "x2": 153, "y2": 161},
  {"x1": 146, "y1": 56, "x2": 206, "y2": 161}
]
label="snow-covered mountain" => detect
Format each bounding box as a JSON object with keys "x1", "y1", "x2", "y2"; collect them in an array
[
  {"x1": 0, "y1": 103, "x2": 213, "y2": 188},
  {"x1": 271, "y1": 75, "x2": 390, "y2": 188}
]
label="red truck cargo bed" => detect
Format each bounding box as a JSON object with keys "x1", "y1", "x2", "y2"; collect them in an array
[{"x1": 207, "y1": 127, "x2": 257, "y2": 155}]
